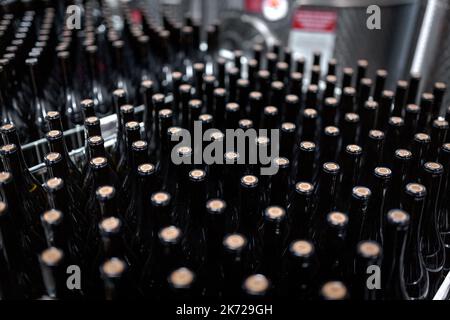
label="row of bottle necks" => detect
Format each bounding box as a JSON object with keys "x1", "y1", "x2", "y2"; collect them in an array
[{"x1": 1, "y1": 2, "x2": 450, "y2": 300}]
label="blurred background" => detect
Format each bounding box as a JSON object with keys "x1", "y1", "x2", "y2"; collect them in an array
[{"x1": 144, "y1": 0, "x2": 450, "y2": 111}]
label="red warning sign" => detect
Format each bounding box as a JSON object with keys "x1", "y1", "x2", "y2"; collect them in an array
[
  {"x1": 292, "y1": 9, "x2": 338, "y2": 33},
  {"x1": 245, "y1": 0, "x2": 263, "y2": 13}
]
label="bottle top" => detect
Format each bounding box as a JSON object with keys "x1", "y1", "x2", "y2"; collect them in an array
[
  {"x1": 241, "y1": 175, "x2": 258, "y2": 187},
  {"x1": 40, "y1": 247, "x2": 64, "y2": 267},
  {"x1": 42, "y1": 209, "x2": 62, "y2": 225},
  {"x1": 321, "y1": 281, "x2": 348, "y2": 300},
  {"x1": 45, "y1": 177, "x2": 64, "y2": 191},
  {"x1": 323, "y1": 162, "x2": 340, "y2": 174},
  {"x1": 138, "y1": 163, "x2": 155, "y2": 175},
  {"x1": 96, "y1": 185, "x2": 115, "y2": 200},
  {"x1": 243, "y1": 274, "x2": 270, "y2": 295},
  {"x1": 387, "y1": 209, "x2": 410, "y2": 226},
  {"x1": 405, "y1": 183, "x2": 427, "y2": 198},
  {"x1": 101, "y1": 258, "x2": 126, "y2": 278},
  {"x1": 159, "y1": 226, "x2": 182, "y2": 244},
  {"x1": 100, "y1": 216, "x2": 121, "y2": 233},
  {"x1": 206, "y1": 199, "x2": 227, "y2": 214},
  {"x1": 327, "y1": 212, "x2": 348, "y2": 227},
  {"x1": 300, "y1": 141, "x2": 315, "y2": 151},
  {"x1": 168, "y1": 267, "x2": 195, "y2": 289},
  {"x1": 264, "y1": 206, "x2": 286, "y2": 221},
  {"x1": 374, "y1": 167, "x2": 392, "y2": 178},
  {"x1": 223, "y1": 233, "x2": 247, "y2": 251},
  {"x1": 289, "y1": 240, "x2": 314, "y2": 258},
  {"x1": 346, "y1": 144, "x2": 362, "y2": 154},
  {"x1": 357, "y1": 240, "x2": 381, "y2": 259},
  {"x1": 151, "y1": 191, "x2": 171, "y2": 206},
  {"x1": 295, "y1": 182, "x2": 314, "y2": 195},
  {"x1": 352, "y1": 186, "x2": 371, "y2": 199}
]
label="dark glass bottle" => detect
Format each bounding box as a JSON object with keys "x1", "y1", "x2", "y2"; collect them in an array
[
  {"x1": 401, "y1": 183, "x2": 429, "y2": 300},
  {"x1": 283, "y1": 240, "x2": 318, "y2": 299},
  {"x1": 338, "y1": 144, "x2": 362, "y2": 211},
  {"x1": 411, "y1": 133, "x2": 431, "y2": 177},
  {"x1": 319, "y1": 281, "x2": 348, "y2": 300},
  {"x1": 418, "y1": 93, "x2": 434, "y2": 132},
  {"x1": 346, "y1": 186, "x2": 372, "y2": 269},
  {"x1": 383, "y1": 116, "x2": 405, "y2": 165},
  {"x1": 361, "y1": 167, "x2": 392, "y2": 245},
  {"x1": 288, "y1": 182, "x2": 314, "y2": 241},
  {"x1": 301, "y1": 108, "x2": 318, "y2": 142},
  {"x1": 58, "y1": 51, "x2": 83, "y2": 129},
  {"x1": 420, "y1": 162, "x2": 445, "y2": 297},
  {"x1": 0, "y1": 144, "x2": 47, "y2": 253},
  {"x1": 43, "y1": 178, "x2": 84, "y2": 263},
  {"x1": 100, "y1": 257, "x2": 136, "y2": 300},
  {"x1": 404, "y1": 104, "x2": 420, "y2": 145},
  {"x1": 311, "y1": 162, "x2": 340, "y2": 240},
  {"x1": 387, "y1": 149, "x2": 412, "y2": 210},
  {"x1": 45, "y1": 129, "x2": 82, "y2": 187},
  {"x1": 319, "y1": 126, "x2": 340, "y2": 164},
  {"x1": 392, "y1": 80, "x2": 407, "y2": 117},
  {"x1": 353, "y1": 240, "x2": 382, "y2": 300},
  {"x1": 317, "y1": 211, "x2": 348, "y2": 281},
  {"x1": 268, "y1": 157, "x2": 290, "y2": 207},
  {"x1": 38, "y1": 247, "x2": 74, "y2": 300},
  {"x1": 166, "y1": 267, "x2": 197, "y2": 300},
  {"x1": 342, "y1": 113, "x2": 360, "y2": 147},
  {"x1": 295, "y1": 141, "x2": 316, "y2": 183},
  {"x1": 382, "y1": 209, "x2": 409, "y2": 300},
  {"x1": 242, "y1": 274, "x2": 271, "y2": 299},
  {"x1": 376, "y1": 90, "x2": 394, "y2": 130},
  {"x1": 26, "y1": 57, "x2": 50, "y2": 139},
  {"x1": 373, "y1": 69, "x2": 388, "y2": 103},
  {"x1": 0, "y1": 199, "x2": 33, "y2": 299},
  {"x1": 222, "y1": 233, "x2": 248, "y2": 297},
  {"x1": 429, "y1": 119, "x2": 449, "y2": 161},
  {"x1": 360, "y1": 130, "x2": 385, "y2": 185},
  {"x1": 260, "y1": 206, "x2": 287, "y2": 285}
]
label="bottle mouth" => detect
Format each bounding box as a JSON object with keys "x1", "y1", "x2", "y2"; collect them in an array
[
  {"x1": 45, "y1": 177, "x2": 64, "y2": 191},
  {"x1": 206, "y1": 199, "x2": 226, "y2": 214},
  {"x1": 0, "y1": 171, "x2": 12, "y2": 184},
  {"x1": 46, "y1": 130, "x2": 63, "y2": 141},
  {"x1": 405, "y1": 183, "x2": 427, "y2": 198},
  {"x1": 290, "y1": 240, "x2": 314, "y2": 258},
  {"x1": 241, "y1": 175, "x2": 258, "y2": 188},
  {"x1": 151, "y1": 192, "x2": 171, "y2": 206},
  {"x1": 243, "y1": 274, "x2": 269, "y2": 295},
  {"x1": 168, "y1": 267, "x2": 195, "y2": 289},
  {"x1": 352, "y1": 186, "x2": 372, "y2": 199},
  {"x1": 224, "y1": 233, "x2": 247, "y2": 251},
  {"x1": 96, "y1": 185, "x2": 115, "y2": 200},
  {"x1": 0, "y1": 123, "x2": 15, "y2": 133},
  {"x1": 321, "y1": 281, "x2": 347, "y2": 300},
  {"x1": 159, "y1": 226, "x2": 181, "y2": 244},
  {"x1": 42, "y1": 209, "x2": 62, "y2": 225},
  {"x1": 0, "y1": 143, "x2": 17, "y2": 155},
  {"x1": 387, "y1": 209, "x2": 410, "y2": 225},
  {"x1": 41, "y1": 247, "x2": 64, "y2": 267},
  {"x1": 101, "y1": 258, "x2": 126, "y2": 278},
  {"x1": 138, "y1": 163, "x2": 156, "y2": 175},
  {"x1": 327, "y1": 212, "x2": 348, "y2": 227},
  {"x1": 357, "y1": 241, "x2": 381, "y2": 259},
  {"x1": 264, "y1": 206, "x2": 286, "y2": 221},
  {"x1": 100, "y1": 217, "x2": 121, "y2": 234}
]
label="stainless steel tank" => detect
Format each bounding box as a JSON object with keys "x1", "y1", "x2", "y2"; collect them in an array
[
  {"x1": 410, "y1": 0, "x2": 450, "y2": 115},
  {"x1": 292, "y1": 0, "x2": 421, "y2": 88},
  {"x1": 159, "y1": 0, "x2": 422, "y2": 89}
]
